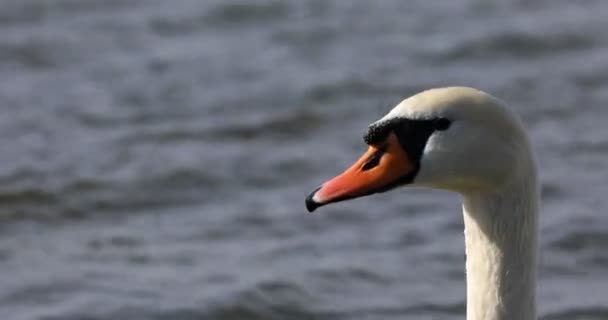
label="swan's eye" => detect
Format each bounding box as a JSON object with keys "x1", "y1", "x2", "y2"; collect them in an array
[{"x1": 435, "y1": 118, "x2": 451, "y2": 131}]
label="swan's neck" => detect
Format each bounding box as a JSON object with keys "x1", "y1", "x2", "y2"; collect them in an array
[{"x1": 462, "y1": 174, "x2": 539, "y2": 320}]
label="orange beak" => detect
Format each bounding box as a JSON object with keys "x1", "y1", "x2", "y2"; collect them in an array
[{"x1": 306, "y1": 132, "x2": 416, "y2": 212}]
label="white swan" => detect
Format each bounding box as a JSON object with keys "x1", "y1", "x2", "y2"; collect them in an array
[{"x1": 306, "y1": 87, "x2": 539, "y2": 320}]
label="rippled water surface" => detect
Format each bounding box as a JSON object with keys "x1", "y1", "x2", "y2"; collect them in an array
[{"x1": 1, "y1": 1, "x2": 608, "y2": 319}]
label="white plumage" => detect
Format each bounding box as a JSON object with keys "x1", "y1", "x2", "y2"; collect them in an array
[{"x1": 308, "y1": 87, "x2": 539, "y2": 320}]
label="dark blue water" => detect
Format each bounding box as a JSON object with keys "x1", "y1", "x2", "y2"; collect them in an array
[{"x1": 1, "y1": 1, "x2": 608, "y2": 319}]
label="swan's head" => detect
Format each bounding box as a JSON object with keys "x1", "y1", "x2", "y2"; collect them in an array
[{"x1": 306, "y1": 87, "x2": 533, "y2": 212}]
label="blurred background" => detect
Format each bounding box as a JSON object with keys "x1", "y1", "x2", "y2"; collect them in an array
[{"x1": 0, "y1": 0, "x2": 607, "y2": 319}]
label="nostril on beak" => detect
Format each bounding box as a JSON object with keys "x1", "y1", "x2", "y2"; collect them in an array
[{"x1": 361, "y1": 146, "x2": 386, "y2": 171}]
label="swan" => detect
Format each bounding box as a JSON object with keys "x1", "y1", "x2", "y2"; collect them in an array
[{"x1": 305, "y1": 87, "x2": 539, "y2": 320}]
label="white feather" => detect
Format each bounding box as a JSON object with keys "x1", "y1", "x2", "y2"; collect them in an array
[{"x1": 381, "y1": 87, "x2": 539, "y2": 320}]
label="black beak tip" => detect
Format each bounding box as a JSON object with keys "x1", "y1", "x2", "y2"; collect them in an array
[{"x1": 305, "y1": 187, "x2": 322, "y2": 213}]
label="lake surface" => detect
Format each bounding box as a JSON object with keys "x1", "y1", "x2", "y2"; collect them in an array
[{"x1": 1, "y1": 1, "x2": 608, "y2": 319}]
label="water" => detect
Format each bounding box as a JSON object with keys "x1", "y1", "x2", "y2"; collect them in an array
[{"x1": 1, "y1": 1, "x2": 607, "y2": 319}]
